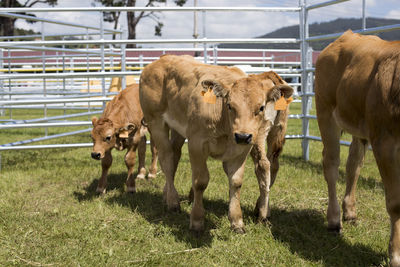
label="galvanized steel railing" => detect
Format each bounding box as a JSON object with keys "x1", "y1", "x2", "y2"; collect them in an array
[{"x1": 1, "y1": 0, "x2": 400, "y2": 167}]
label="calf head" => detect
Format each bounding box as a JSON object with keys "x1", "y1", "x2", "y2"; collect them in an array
[
  {"x1": 91, "y1": 117, "x2": 137, "y2": 160},
  {"x1": 201, "y1": 72, "x2": 293, "y2": 145}
]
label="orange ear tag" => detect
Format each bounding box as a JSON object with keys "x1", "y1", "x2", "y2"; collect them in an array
[
  {"x1": 201, "y1": 88, "x2": 217, "y2": 104},
  {"x1": 274, "y1": 96, "x2": 294, "y2": 110},
  {"x1": 274, "y1": 96, "x2": 288, "y2": 110}
]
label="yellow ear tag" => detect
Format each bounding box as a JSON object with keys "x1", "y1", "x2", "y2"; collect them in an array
[
  {"x1": 201, "y1": 88, "x2": 217, "y2": 104},
  {"x1": 119, "y1": 130, "x2": 129, "y2": 138}
]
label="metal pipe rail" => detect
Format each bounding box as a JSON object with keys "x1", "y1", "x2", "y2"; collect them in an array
[
  {"x1": 0, "y1": 121, "x2": 91, "y2": 129},
  {"x1": 0, "y1": 12, "x2": 121, "y2": 33},
  {"x1": 0, "y1": 97, "x2": 111, "y2": 106},
  {"x1": 1, "y1": 38, "x2": 299, "y2": 47},
  {"x1": 0, "y1": 7, "x2": 301, "y2": 12},
  {"x1": 0, "y1": 71, "x2": 140, "y2": 80},
  {"x1": 0, "y1": 143, "x2": 93, "y2": 151}
]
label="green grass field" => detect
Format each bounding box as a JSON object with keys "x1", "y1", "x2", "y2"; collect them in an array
[{"x1": 0, "y1": 103, "x2": 389, "y2": 266}]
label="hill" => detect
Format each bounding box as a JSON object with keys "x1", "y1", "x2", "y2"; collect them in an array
[{"x1": 220, "y1": 17, "x2": 400, "y2": 51}]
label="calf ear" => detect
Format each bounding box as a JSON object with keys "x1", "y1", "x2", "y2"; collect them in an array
[
  {"x1": 91, "y1": 116, "x2": 98, "y2": 126},
  {"x1": 267, "y1": 84, "x2": 293, "y2": 101},
  {"x1": 201, "y1": 79, "x2": 229, "y2": 98}
]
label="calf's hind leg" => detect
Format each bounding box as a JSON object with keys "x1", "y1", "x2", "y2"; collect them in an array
[
  {"x1": 372, "y1": 137, "x2": 400, "y2": 266},
  {"x1": 342, "y1": 136, "x2": 367, "y2": 223},
  {"x1": 148, "y1": 118, "x2": 180, "y2": 211},
  {"x1": 317, "y1": 107, "x2": 342, "y2": 232}
]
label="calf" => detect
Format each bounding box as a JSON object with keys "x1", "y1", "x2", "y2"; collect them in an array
[
  {"x1": 139, "y1": 55, "x2": 293, "y2": 233},
  {"x1": 315, "y1": 30, "x2": 400, "y2": 266},
  {"x1": 91, "y1": 84, "x2": 158, "y2": 194}
]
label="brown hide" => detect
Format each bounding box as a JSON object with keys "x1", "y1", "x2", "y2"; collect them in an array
[
  {"x1": 91, "y1": 84, "x2": 158, "y2": 194},
  {"x1": 315, "y1": 30, "x2": 400, "y2": 266},
  {"x1": 140, "y1": 55, "x2": 293, "y2": 233}
]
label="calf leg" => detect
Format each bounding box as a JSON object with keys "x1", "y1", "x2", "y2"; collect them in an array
[
  {"x1": 148, "y1": 119, "x2": 180, "y2": 211},
  {"x1": 342, "y1": 137, "x2": 367, "y2": 222},
  {"x1": 125, "y1": 143, "x2": 139, "y2": 193},
  {"x1": 250, "y1": 141, "x2": 271, "y2": 223},
  {"x1": 317, "y1": 110, "x2": 342, "y2": 232},
  {"x1": 147, "y1": 137, "x2": 158, "y2": 179},
  {"x1": 136, "y1": 135, "x2": 147, "y2": 179},
  {"x1": 223, "y1": 154, "x2": 248, "y2": 233},
  {"x1": 97, "y1": 150, "x2": 112, "y2": 194},
  {"x1": 188, "y1": 138, "x2": 209, "y2": 233},
  {"x1": 372, "y1": 137, "x2": 400, "y2": 266}
]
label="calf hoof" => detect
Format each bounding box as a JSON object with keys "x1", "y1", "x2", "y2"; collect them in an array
[
  {"x1": 167, "y1": 203, "x2": 181, "y2": 212},
  {"x1": 343, "y1": 216, "x2": 358, "y2": 225},
  {"x1": 96, "y1": 187, "x2": 106, "y2": 194},
  {"x1": 327, "y1": 223, "x2": 342, "y2": 235},
  {"x1": 190, "y1": 220, "x2": 204, "y2": 234},
  {"x1": 126, "y1": 186, "x2": 136, "y2": 194},
  {"x1": 232, "y1": 226, "x2": 246, "y2": 234},
  {"x1": 136, "y1": 173, "x2": 146, "y2": 180}
]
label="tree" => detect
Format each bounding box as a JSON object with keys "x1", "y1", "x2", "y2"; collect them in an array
[
  {"x1": 94, "y1": 0, "x2": 187, "y2": 48},
  {"x1": 0, "y1": 0, "x2": 58, "y2": 37}
]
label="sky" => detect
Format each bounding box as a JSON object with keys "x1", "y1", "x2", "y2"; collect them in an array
[{"x1": 13, "y1": 0, "x2": 400, "y2": 47}]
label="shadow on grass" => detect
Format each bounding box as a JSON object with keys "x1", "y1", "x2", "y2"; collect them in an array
[
  {"x1": 269, "y1": 207, "x2": 387, "y2": 266},
  {"x1": 281, "y1": 154, "x2": 383, "y2": 190},
  {"x1": 73, "y1": 172, "x2": 243, "y2": 248}
]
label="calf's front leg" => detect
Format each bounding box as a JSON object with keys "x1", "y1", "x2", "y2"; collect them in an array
[
  {"x1": 188, "y1": 139, "x2": 209, "y2": 233},
  {"x1": 223, "y1": 154, "x2": 248, "y2": 233},
  {"x1": 97, "y1": 150, "x2": 112, "y2": 194},
  {"x1": 136, "y1": 135, "x2": 147, "y2": 179}
]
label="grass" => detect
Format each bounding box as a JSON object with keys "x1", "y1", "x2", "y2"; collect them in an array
[{"x1": 0, "y1": 103, "x2": 390, "y2": 266}]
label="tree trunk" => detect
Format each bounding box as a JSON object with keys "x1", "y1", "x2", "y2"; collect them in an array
[
  {"x1": 0, "y1": 17, "x2": 16, "y2": 37},
  {"x1": 126, "y1": 0, "x2": 137, "y2": 48}
]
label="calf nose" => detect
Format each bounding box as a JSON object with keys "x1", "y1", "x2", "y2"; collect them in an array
[
  {"x1": 234, "y1": 133, "x2": 252, "y2": 144},
  {"x1": 91, "y1": 152, "x2": 101, "y2": 160}
]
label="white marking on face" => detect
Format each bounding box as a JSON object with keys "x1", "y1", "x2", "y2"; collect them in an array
[{"x1": 264, "y1": 101, "x2": 278, "y2": 124}]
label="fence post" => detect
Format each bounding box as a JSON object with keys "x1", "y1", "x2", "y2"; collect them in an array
[
  {"x1": 100, "y1": 11, "x2": 106, "y2": 110},
  {"x1": 121, "y1": 25, "x2": 127, "y2": 90},
  {"x1": 202, "y1": 10, "x2": 207, "y2": 64},
  {"x1": 299, "y1": 0, "x2": 310, "y2": 161},
  {"x1": 213, "y1": 45, "x2": 218, "y2": 65},
  {"x1": 0, "y1": 48, "x2": 4, "y2": 117}
]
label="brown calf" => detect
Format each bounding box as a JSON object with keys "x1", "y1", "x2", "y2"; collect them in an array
[
  {"x1": 91, "y1": 84, "x2": 158, "y2": 194},
  {"x1": 315, "y1": 30, "x2": 400, "y2": 266},
  {"x1": 139, "y1": 55, "x2": 293, "y2": 233}
]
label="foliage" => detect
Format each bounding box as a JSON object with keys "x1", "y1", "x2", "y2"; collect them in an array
[
  {"x1": 0, "y1": 0, "x2": 58, "y2": 36},
  {"x1": 0, "y1": 104, "x2": 390, "y2": 266},
  {"x1": 94, "y1": 0, "x2": 187, "y2": 47}
]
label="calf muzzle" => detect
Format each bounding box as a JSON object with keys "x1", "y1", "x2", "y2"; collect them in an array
[
  {"x1": 234, "y1": 133, "x2": 252, "y2": 144},
  {"x1": 91, "y1": 152, "x2": 101, "y2": 160}
]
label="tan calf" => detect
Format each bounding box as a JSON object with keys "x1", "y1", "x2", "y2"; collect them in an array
[
  {"x1": 91, "y1": 84, "x2": 158, "y2": 194},
  {"x1": 315, "y1": 30, "x2": 400, "y2": 266},
  {"x1": 139, "y1": 55, "x2": 293, "y2": 233}
]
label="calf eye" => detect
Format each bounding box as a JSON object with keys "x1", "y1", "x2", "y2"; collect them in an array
[
  {"x1": 105, "y1": 136, "x2": 112, "y2": 142},
  {"x1": 259, "y1": 106, "x2": 265, "y2": 112},
  {"x1": 227, "y1": 103, "x2": 232, "y2": 110}
]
